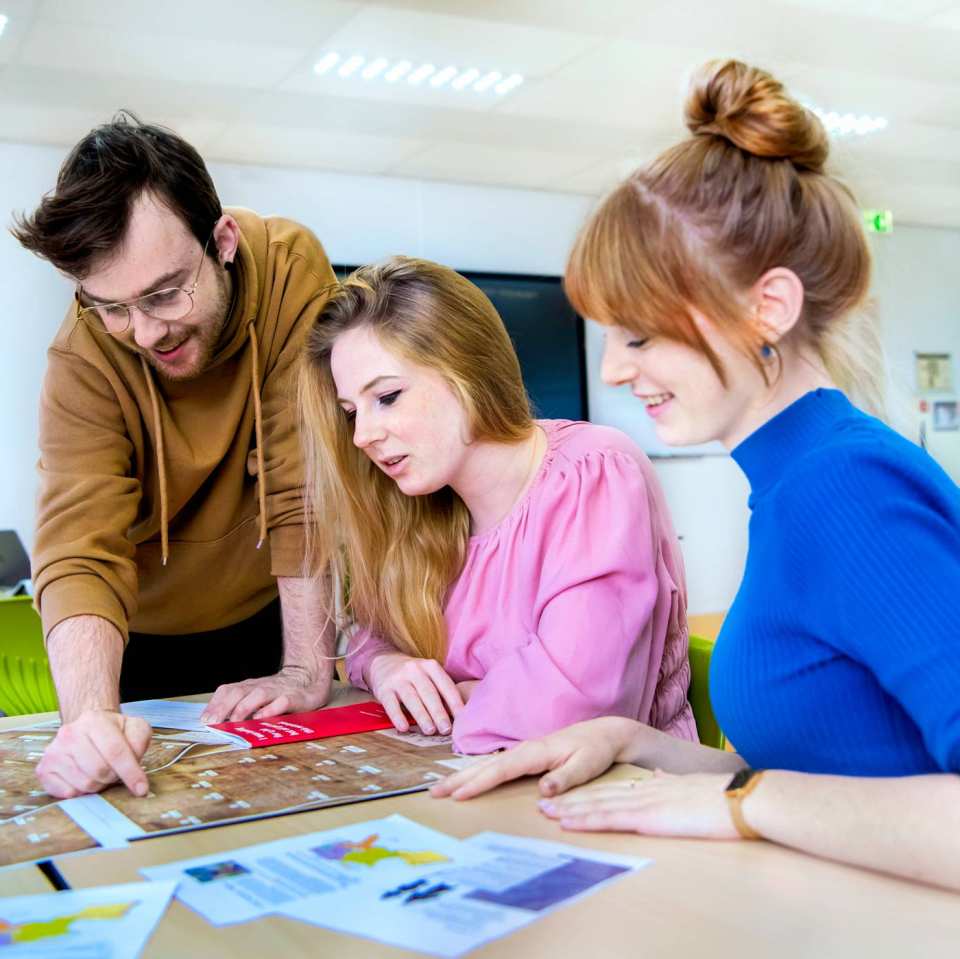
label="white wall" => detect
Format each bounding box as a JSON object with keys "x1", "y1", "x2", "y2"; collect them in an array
[
  {"x1": 871, "y1": 227, "x2": 960, "y2": 482},
  {"x1": 3, "y1": 141, "x2": 958, "y2": 615}
]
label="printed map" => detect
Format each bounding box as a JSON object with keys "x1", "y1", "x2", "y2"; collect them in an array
[{"x1": 0, "y1": 724, "x2": 466, "y2": 868}]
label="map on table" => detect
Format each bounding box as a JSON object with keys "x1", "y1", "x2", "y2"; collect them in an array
[
  {"x1": 0, "y1": 725, "x2": 227, "y2": 868},
  {"x1": 0, "y1": 879, "x2": 175, "y2": 958},
  {"x1": 0, "y1": 724, "x2": 468, "y2": 870}
]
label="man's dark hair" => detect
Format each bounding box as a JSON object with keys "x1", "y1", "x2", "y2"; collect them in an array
[{"x1": 11, "y1": 111, "x2": 223, "y2": 278}]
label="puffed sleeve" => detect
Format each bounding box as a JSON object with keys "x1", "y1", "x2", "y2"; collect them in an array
[
  {"x1": 452, "y1": 450, "x2": 666, "y2": 754},
  {"x1": 345, "y1": 626, "x2": 400, "y2": 691}
]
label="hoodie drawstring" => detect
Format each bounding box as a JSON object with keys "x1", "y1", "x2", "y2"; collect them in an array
[
  {"x1": 140, "y1": 323, "x2": 268, "y2": 568},
  {"x1": 248, "y1": 323, "x2": 268, "y2": 551},
  {"x1": 140, "y1": 356, "x2": 170, "y2": 567}
]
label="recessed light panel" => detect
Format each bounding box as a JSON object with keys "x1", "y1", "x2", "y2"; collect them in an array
[{"x1": 314, "y1": 52, "x2": 525, "y2": 97}]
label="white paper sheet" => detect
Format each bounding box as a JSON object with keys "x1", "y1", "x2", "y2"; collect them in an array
[
  {"x1": 0, "y1": 879, "x2": 175, "y2": 958},
  {"x1": 119, "y1": 700, "x2": 236, "y2": 746},
  {"x1": 280, "y1": 830, "x2": 652, "y2": 957},
  {"x1": 140, "y1": 813, "x2": 490, "y2": 927}
]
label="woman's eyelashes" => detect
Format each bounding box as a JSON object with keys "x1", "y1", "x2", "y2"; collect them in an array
[
  {"x1": 341, "y1": 389, "x2": 400, "y2": 423},
  {"x1": 627, "y1": 337, "x2": 649, "y2": 349}
]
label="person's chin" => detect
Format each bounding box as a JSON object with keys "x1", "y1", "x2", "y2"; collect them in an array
[
  {"x1": 149, "y1": 339, "x2": 204, "y2": 380},
  {"x1": 394, "y1": 475, "x2": 440, "y2": 497}
]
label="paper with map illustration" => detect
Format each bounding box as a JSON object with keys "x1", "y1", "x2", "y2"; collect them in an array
[
  {"x1": 0, "y1": 879, "x2": 175, "y2": 958},
  {"x1": 140, "y1": 813, "x2": 489, "y2": 926},
  {"x1": 281, "y1": 831, "x2": 652, "y2": 957}
]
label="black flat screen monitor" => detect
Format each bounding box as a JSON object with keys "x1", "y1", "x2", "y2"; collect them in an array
[{"x1": 331, "y1": 266, "x2": 588, "y2": 422}]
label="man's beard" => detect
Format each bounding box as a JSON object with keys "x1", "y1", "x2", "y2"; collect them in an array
[{"x1": 146, "y1": 268, "x2": 232, "y2": 381}]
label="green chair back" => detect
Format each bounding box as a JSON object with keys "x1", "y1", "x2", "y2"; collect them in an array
[
  {"x1": 688, "y1": 632, "x2": 724, "y2": 749},
  {"x1": 0, "y1": 596, "x2": 58, "y2": 715}
]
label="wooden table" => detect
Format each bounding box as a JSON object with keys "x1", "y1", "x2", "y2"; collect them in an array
[{"x1": 3, "y1": 697, "x2": 959, "y2": 957}]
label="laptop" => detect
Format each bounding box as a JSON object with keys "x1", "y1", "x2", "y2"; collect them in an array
[{"x1": 0, "y1": 531, "x2": 31, "y2": 595}]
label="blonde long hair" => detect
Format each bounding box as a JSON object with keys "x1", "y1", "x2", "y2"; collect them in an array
[
  {"x1": 299, "y1": 257, "x2": 534, "y2": 661},
  {"x1": 565, "y1": 59, "x2": 886, "y2": 416}
]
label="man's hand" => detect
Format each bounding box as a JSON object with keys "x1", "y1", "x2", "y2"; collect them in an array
[
  {"x1": 367, "y1": 652, "x2": 464, "y2": 736},
  {"x1": 36, "y1": 710, "x2": 152, "y2": 798},
  {"x1": 201, "y1": 665, "x2": 331, "y2": 724}
]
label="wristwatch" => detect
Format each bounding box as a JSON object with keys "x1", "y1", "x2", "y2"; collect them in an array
[{"x1": 725, "y1": 767, "x2": 765, "y2": 839}]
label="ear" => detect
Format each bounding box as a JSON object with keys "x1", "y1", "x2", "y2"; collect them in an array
[
  {"x1": 211, "y1": 214, "x2": 241, "y2": 267},
  {"x1": 750, "y1": 267, "x2": 804, "y2": 344}
]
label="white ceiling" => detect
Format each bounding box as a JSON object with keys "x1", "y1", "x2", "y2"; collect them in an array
[{"x1": 1, "y1": 0, "x2": 959, "y2": 227}]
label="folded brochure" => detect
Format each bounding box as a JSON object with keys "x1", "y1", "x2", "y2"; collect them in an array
[{"x1": 207, "y1": 701, "x2": 394, "y2": 748}]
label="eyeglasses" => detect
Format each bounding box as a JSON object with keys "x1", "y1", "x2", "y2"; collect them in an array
[{"x1": 75, "y1": 233, "x2": 213, "y2": 334}]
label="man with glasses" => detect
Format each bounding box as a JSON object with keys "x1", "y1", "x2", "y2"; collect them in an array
[{"x1": 13, "y1": 115, "x2": 338, "y2": 799}]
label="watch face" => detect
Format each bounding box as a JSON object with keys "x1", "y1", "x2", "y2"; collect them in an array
[{"x1": 727, "y1": 767, "x2": 755, "y2": 792}]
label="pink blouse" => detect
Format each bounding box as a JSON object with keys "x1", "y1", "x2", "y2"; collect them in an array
[{"x1": 346, "y1": 419, "x2": 697, "y2": 754}]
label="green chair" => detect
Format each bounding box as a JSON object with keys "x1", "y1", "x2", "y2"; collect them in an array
[
  {"x1": 0, "y1": 595, "x2": 58, "y2": 715},
  {"x1": 688, "y1": 632, "x2": 724, "y2": 749}
]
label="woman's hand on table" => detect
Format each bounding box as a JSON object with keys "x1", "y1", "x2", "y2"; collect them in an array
[
  {"x1": 538, "y1": 769, "x2": 740, "y2": 839},
  {"x1": 430, "y1": 716, "x2": 640, "y2": 800},
  {"x1": 366, "y1": 652, "x2": 464, "y2": 736}
]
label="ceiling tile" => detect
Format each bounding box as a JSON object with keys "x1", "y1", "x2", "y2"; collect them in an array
[
  {"x1": 35, "y1": 0, "x2": 361, "y2": 47},
  {"x1": 17, "y1": 21, "x2": 305, "y2": 88},
  {"x1": 387, "y1": 141, "x2": 603, "y2": 190},
  {"x1": 208, "y1": 124, "x2": 425, "y2": 175}
]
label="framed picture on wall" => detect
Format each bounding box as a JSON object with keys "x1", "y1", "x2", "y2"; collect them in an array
[
  {"x1": 915, "y1": 352, "x2": 954, "y2": 393},
  {"x1": 933, "y1": 400, "x2": 959, "y2": 432}
]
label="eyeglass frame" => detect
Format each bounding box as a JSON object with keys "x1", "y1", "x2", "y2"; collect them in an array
[{"x1": 74, "y1": 231, "x2": 215, "y2": 335}]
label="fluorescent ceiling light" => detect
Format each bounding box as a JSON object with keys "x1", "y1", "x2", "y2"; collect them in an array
[
  {"x1": 430, "y1": 66, "x2": 458, "y2": 88},
  {"x1": 312, "y1": 51, "x2": 525, "y2": 98},
  {"x1": 494, "y1": 73, "x2": 524, "y2": 96},
  {"x1": 806, "y1": 102, "x2": 887, "y2": 137},
  {"x1": 407, "y1": 63, "x2": 436, "y2": 85},
  {"x1": 338, "y1": 54, "x2": 365, "y2": 78},
  {"x1": 384, "y1": 60, "x2": 412, "y2": 83},
  {"x1": 361, "y1": 57, "x2": 389, "y2": 80},
  {"x1": 0, "y1": 14, "x2": 8, "y2": 38},
  {"x1": 313, "y1": 52, "x2": 339, "y2": 75},
  {"x1": 452, "y1": 68, "x2": 480, "y2": 90},
  {"x1": 473, "y1": 71, "x2": 502, "y2": 93}
]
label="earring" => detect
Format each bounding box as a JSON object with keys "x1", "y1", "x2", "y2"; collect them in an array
[{"x1": 760, "y1": 344, "x2": 773, "y2": 359}]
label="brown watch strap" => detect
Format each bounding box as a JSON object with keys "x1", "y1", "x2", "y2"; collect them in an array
[{"x1": 725, "y1": 768, "x2": 765, "y2": 839}]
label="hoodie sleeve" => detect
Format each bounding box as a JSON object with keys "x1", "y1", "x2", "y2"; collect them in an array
[
  {"x1": 255, "y1": 232, "x2": 337, "y2": 578},
  {"x1": 33, "y1": 348, "x2": 141, "y2": 642}
]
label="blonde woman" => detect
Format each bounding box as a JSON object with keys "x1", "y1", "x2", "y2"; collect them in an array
[
  {"x1": 299, "y1": 257, "x2": 696, "y2": 754},
  {"x1": 433, "y1": 60, "x2": 960, "y2": 891}
]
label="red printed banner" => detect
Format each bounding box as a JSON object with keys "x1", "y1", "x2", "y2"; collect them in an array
[{"x1": 209, "y1": 701, "x2": 394, "y2": 748}]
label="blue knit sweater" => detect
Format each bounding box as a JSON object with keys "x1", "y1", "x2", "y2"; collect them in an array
[{"x1": 711, "y1": 389, "x2": 960, "y2": 776}]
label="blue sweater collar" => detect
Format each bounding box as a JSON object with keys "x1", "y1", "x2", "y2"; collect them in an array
[{"x1": 731, "y1": 389, "x2": 854, "y2": 503}]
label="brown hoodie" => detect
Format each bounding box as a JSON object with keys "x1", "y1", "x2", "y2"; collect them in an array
[{"x1": 33, "y1": 208, "x2": 335, "y2": 640}]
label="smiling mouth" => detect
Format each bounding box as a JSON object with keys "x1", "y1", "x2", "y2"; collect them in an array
[
  {"x1": 640, "y1": 392, "x2": 673, "y2": 408},
  {"x1": 154, "y1": 341, "x2": 187, "y2": 355},
  {"x1": 381, "y1": 455, "x2": 406, "y2": 467}
]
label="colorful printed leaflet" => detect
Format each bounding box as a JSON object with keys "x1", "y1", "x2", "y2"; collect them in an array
[
  {"x1": 209, "y1": 701, "x2": 393, "y2": 747},
  {"x1": 0, "y1": 880, "x2": 175, "y2": 958},
  {"x1": 280, "y1": 831, "x2": 652, "y2": 957},
  {"x1": 140, "y1": 814, "x2": 488, "y2": 926}
]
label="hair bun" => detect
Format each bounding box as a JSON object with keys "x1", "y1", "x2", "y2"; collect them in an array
[{"x1": 685, "y1": 59, "x2": 828, "y2": 172}]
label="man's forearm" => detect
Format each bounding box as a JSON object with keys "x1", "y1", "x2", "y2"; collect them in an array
[
  {"x1": 277, "y1": 576, "x2": 337, "y2": 692},
  {"x1": 46, "y1": 615, "x2": 125, "y2": 721}
]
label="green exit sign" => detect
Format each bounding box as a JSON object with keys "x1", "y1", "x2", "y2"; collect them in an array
[{"x1": 863, "y1": 209, "x2": 894, "y2": 233}]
